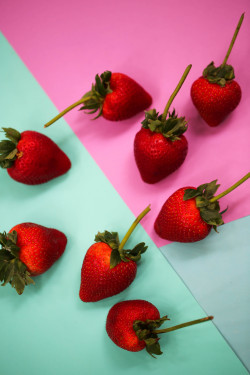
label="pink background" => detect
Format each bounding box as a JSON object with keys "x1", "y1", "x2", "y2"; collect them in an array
[{"x1": 1, "y1": 0, "x2": 250, "y2": 247}]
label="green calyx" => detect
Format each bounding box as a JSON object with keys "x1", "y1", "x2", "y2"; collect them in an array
[
  {"x1": 0, "y1": 231, "x2": 35, "y2": 295},
  {"x1": 79, "y1": 70, "x2": 113, "y2": 119},
  {"x1": 94, "y1": 231, "x2": 147, "y2": 269},
  {"x1": 142, "y1": 109, "x2": 187, "y2": 141},
  {"x1": 0, "y1": 128, "x2": 21, "y2": 169},
  {"x1": 203, "y1": 62, "x2": 235, "y2": 87},
  {"x1": 183, "y1": 180, "x2": 227, "y2": 230},
  {"x1": 133, "y1": 316, "x2": 169, "y2": 357},
  {"x1": 134, "y1": 314, "x2": 213, "y2": 357}
]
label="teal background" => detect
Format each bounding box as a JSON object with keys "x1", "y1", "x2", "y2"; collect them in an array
[
  {"x1": 0, "y1": 34, "x2": 248, "y2": 375},
  {"x1": 160, "y1": 216, "x2": 250, "y2": 370}
]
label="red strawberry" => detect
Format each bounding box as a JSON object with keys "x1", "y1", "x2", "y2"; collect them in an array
[
  {"x1": 191, "y1": 76, "x2": 241, "y2": 127},
  {"x1": 191, "y1": 14, "x2": 244, "y2": 127},
  {"x1": 134, "y1": 65, "x2": 191, "y2": 184},
  {"x1": 106, "y1": 299, "x2": 213, "y2": 356},
  {"x1": 44, "y1": 71, "x2": 152, "y2": 127},
  {"x1": 134, "y1": 110, "x2": 188, "y2": 183},
  {"x1": 0, "y1": 222, "x2": 67, "y2": 294},
  {"x1": 155, "y1": 173, "x2": 250, "y2": 243},
  {"x1": 79, "y1": 206, "x2": 150, "y2": 302},
  {"x1": 0, "y1": 128, "x2": 71, "y2": 185},
  {"x1": 154, "y1": 186, "x2": 212, "y2": 242}
]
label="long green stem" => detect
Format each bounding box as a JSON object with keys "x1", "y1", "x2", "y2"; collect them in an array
[
  {"x1": 210, "y1": 172, "x2": 250, "y2": 203},
  {"x1": 153, "y1": 316, "x2": 213, "y2": 334},
  {"x1": 118, "y1": 205, "x2": 151, "y2": 251},
  {"x1": 44, "y1": 96, "x2": 92, "y2": 128},
  {"x1": 162, "y1": 64, "x2": 192, "y2": 121},
  {"x1": 221, "y1": 13, "x2": 244, "y2": 67}
]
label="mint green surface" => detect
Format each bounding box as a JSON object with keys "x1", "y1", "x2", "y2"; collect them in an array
[{"x1": 0, "y1": 33, "x2": 248, "y2": 375}]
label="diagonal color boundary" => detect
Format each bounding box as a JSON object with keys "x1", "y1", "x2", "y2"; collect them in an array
[{"x1": 0, "y1": 33, "x2": 248, "y2": 375}]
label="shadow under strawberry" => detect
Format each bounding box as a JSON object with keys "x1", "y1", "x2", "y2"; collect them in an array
[{"x1": 72, "y1": 109, "x2": 146, "y2": 146}]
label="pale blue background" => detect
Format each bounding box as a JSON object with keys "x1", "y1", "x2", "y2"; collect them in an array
[
  {"x1": 160, "y1": 216, "x2": 250, "y2": 371},
  {"x1": 0, "y1": 34, "x2": 248, "y2": 375}
]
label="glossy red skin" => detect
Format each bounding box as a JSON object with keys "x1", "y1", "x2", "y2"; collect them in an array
[
  {"x1": 154, "y1": 187, "x2": 212, "y2": 242},
  {"x1": 102, "y1": 73, "x2": 152, "y2": 121},
  {"x1": 106, "y1": 300, "x2": 160, "y2": 352},
  {"x1": 79, "y1": 242, "x2": 137, "y2": 302},
  {"x1": 191, "y1": 77, "x2": 241, "y2": 127},
  {"x1": 7, "y1": 131, "x2": 71, "y2": 185},
  {"x1": 10, "y1": 223, "x2": 67, "y2": 276},
  {"x1": 134, "y1": 128, "x2": 188, "y2": 183}
]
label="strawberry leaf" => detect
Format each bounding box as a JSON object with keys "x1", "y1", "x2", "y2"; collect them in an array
[
  {"x1": 0, "y1": 230, "x2": 35, "y2": 294},
  {"x1": 94, "y1": 230, "x2": 148, "y2": 268},
  {"x1": 220, "y1": 207, "x2": 228, "y2": 215},
  {"x1": 130, "y1": 242, "x2": 148, "y2": 256},
  {"x1": 183, "y1": 181, "x2": 225, "y2": 230},
  {"x1": 142, "y1": 109, "x2": 187, "y2": 141},
  {"x1": 183, "y1": 188, "x2": 202, "y2": 200},
  {"x1": 94, "y1": 231, "x2": 120, "y2": 250},
  {"x1": 6, "y1": 231, "x2": 17, "y2": 243},
  {"x1": 79, "y1": 71, "x2": 113, "y2": 118},
  {"x1": 110, "y1": 249, "x2": 121, "y2": 269},
  {"x1": 133, "y1": 316, "x2": 169, "y2": 357},
  {"x1": 11, "y1": 273, "x2": 26, "y2": 295},
  {"x1": 0, "y1": 128, "x2": 21, "y2": 169},
  {"x1": 145, "y1": 339, "x2": 163, "y2": 357},
  {"x1": 122, "y1": 242, "x2": 148, "y2": 262},
  {"x1": 203, "y1": 180, "x2": 220, "y2": 199},
  {"x1": 203, "y1": 62, "x2": 235, "y2": 87},
  {"x1": 1, "y1": 128, "x2": 21, "y2": 144}
]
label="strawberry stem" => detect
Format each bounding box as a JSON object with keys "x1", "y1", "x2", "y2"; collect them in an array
[
  {"x1": 152, "y1": 316, "x2": 213, "y2": 334},
  {"x1": 118, "y1": 205, "x2": 151, "y2": 251},
  {"x1": 44, "y1": 96, "x2": 93, "y2": 128},
  {"x1": 210, "y1": 172, "x2": 250, "y2": 203},
  {"x1": 162, "y1": 64, "x2": 192, "y2": 121},
  {"x1": 221, "y1": 13, "x2": 244, "y2": 68}
]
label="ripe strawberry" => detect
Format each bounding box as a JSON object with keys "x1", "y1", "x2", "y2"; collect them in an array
[
  {"x1": 134, "y1": 65, "x2": 191, "y2": 184},
  {"x1": 191, "y1": 14, "x2": 244, "y2": 127},
  {"x1": 0, "y1": 128, "x2": 71, "y2": 185},
  {"x1": 79, "y1": 206, "x2": 150, "y2": 302},
  {"x1": 155, "y1": 173, "x2": 250, "y2": 242},
  {"x1": 154, "y1": 186, "x2": 213, "y2": 242},
  {"x1": 191, "y1": 75, "x2": 241, "y2": 127},
  {"x1": 106, "y1": 299, "x2": 213, "y2": 357},
  {"x1": 0, "y1": 222, "x2": 67, "y2": 294},
  {"x1": 44, "y1": 71, "x2": 152, "y2": 127}
]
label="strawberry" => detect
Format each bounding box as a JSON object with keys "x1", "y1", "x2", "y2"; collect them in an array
[
  {"x1": 0, "y1": 128, "x2": 71, "y2": 185},
  {"x1": 155, "y1": 173, "x2": 250, "y2": 242},
  {"x1": 154, "y1": 186, "x2": 213, "y2": 242},
  {"x1": 106, "y1": 299, "x2": 213, "y2": 357},
  {"x1": 44, "y1": 71, "x2": 152, "y2": 127},
  {"x1": 79, "y1": 206, "x2": 150, "y2": 302},
  {"x1": 191, "y1": 14, "x2": 244, "y2": 127},
  {"x1": 0, "y1": 222, "x2": 67, "y2": 294},
  {"x1": 134, "y1": 65, "x2": 191, "y2": 183}
]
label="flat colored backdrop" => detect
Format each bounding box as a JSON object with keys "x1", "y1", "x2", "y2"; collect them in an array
[
  {"x1": 1, "y1": 0, "x2": 250, "y2": 373},
  {"x1": 1, "y1": 33, "x2": 248, "y2": 375},
  {"x1": 1, "y1": 0, "x2": 250, "y2": 247},
  {"x1": 160, "y1": 216, "x2": 250, "y2": 370}
]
